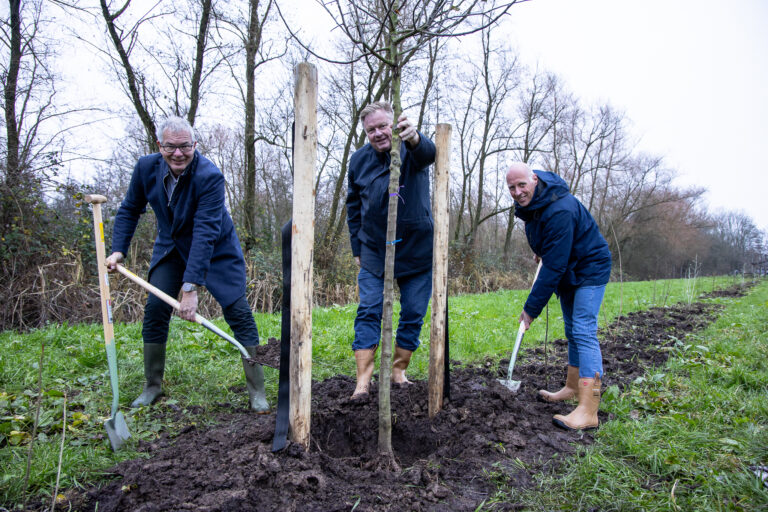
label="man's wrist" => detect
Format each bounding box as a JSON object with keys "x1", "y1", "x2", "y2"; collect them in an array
[{"x1": 182, "y1": 282, "x2": 197, "y2": 293}]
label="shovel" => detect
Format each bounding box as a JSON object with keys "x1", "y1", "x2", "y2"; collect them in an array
[
  {"x1": 498, "y1": 260, "x2": 543, "y2": 393},
  {"x1": 112, "y1": 264, "x2": 270, "y2": 367},
  {"x1": 498, "y1": 321, "x2": 527, "y2": 392},
  {"x1": 85, "y1": 194, "x2": 131, "y2": 451}
]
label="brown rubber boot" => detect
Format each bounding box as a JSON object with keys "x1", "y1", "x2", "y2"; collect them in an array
[
  {"x1": 392, "y1": 346, "x2": 413, "y2": 384},
  {"x1": 553, "y1": 372, "x2": 601, "y2": 430},
  {"x1": 539, "y1": 365, "x2": 579, "y2": 402},
  {"x1": 351, "y1": 348, "x2": 377, "y2": 399}
]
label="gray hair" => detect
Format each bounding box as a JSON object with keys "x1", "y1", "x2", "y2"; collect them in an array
[
  {"x1": 157, "y1": 116, "x2": 196, "y2": 143},
  {"x1": 359, "y1": 101, "x2": 394, "y2": 124}
]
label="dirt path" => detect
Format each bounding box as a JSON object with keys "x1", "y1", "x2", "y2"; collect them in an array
[{"x1": 75, "y1": 286, "x2": 747, "y2": 511}]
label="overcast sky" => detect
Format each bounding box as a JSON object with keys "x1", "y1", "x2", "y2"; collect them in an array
[
  {"x1": 42, "y1": 0, "x2": 767, "y2": 233},
  {"x1": 502, "y1": 0, "x2": 768, "y2": 232}
]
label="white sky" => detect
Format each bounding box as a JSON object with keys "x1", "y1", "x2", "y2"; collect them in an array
[
  {"x1": 25, "y1": 0, "x2": 767, "y2": 233},
  {"x1": 503, "y1": 0, "x2": 768, "y2": 232}
]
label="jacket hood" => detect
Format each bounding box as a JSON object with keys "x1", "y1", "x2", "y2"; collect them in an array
[{"x1": 515, "y1": 170, "x2": 570, "y2": 217}]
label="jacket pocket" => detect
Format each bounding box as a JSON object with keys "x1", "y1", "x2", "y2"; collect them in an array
[{"x1": 395, "y1": 216, "x2": 433, "y2": 270}]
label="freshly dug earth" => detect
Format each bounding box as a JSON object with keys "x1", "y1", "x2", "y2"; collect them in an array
[{"x1": 77, "y1": 294, "x2": 737, "y2": 511}]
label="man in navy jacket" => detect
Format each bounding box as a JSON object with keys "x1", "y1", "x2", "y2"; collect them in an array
[
  {"x1": 507, "y1": 162, "x2": 612, "y2": 430},
  {"x1": 105, "y1": 116, "x2": 268, "y2": 412},
  {"x1": 346, "y1": 101, "x2": 436, "y2": 399}
]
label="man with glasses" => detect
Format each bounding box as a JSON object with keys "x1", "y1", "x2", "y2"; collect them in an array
[{"x1": 104, "y1": 116, "x2": 268, "y2": 413}]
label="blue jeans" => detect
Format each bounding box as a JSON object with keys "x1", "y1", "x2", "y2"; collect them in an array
[
  {"x1": 143, "y1": 250, "x2": 259, "y2": 346},
  {"x1": 353, "y1": 267, "x2": 432, "y2": 352},
  {"x1": 559, "y1": 284, "x2": 606, "y2": 379}
]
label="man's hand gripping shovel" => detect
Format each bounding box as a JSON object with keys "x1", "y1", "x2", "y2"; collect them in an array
[
  {"x1": 85, "y1": 195, "x2": 131, "y2": 451},
  {"x1": 112, "y1": 265, "x2": 275, "y2": 369},
  {"x1": 498, "y1": 260, "x2": 543, "y2": 393}
]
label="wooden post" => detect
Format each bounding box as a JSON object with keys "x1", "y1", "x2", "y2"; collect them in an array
[
  {"x1": 428, "y1": 123, "x2": 452, "y2": 418},
  {"x1": 84, "y1": 194, "x2": 120, "y2": 409},
  {"x1": 289, "y1": 62, "x2": 317, "y2": 449}
]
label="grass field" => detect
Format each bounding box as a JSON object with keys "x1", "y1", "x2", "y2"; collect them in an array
[{"x1": 1, "y1": 274, "x2": 765, "y2": 510}]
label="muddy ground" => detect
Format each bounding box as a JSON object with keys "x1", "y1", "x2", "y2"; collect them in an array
[{"x1": 68, "y1": 286, "x2": 748, "y2": 511}]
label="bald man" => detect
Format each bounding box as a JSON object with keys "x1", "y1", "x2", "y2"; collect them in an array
[{"x1": 506, "y1": 162, "x2": 612, "y2": 430}]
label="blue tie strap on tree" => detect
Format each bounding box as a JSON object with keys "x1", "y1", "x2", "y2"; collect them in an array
[{"x1": 389, "y1": 185, "x2": 405, "y2": 203}]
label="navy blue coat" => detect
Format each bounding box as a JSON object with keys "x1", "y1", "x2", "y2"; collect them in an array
[
  {"x1": 514, "y1": 170, "x2": 612, "y2": 319},
  {"x1": 111, "y1": 152, "x2": 247, "y2": 308},
  {"x1": 346, "y1": 133, "x2": 436, "y2": 278}
]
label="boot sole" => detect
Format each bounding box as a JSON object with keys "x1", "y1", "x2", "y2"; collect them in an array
[
  {"x1": 552, "y1": 417, "x2": 598, "y2": 431},
  {"x1": 538, "y1": 392, "x2": 576, "y2": 403}
]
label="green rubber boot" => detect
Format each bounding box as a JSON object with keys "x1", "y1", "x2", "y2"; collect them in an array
[
  {"x1": 243, "y1": 346, "x2": 269, "y2": 412},
  {"x1": 131, "y1": 343, "x2": 166, "y2": 407}
]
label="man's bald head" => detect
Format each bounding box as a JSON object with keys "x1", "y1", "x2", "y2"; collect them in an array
[
  {"x1": 506, "y1": 162, "x2": 535, "y2": 181},
  {"x1": 506, "y1": 162, "x2": 538, "y2": 207}
]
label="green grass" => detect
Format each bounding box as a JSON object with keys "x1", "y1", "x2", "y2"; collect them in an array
[
  {"x1": 0, "y1": 274, "x2": 758, "y2": 509},
  {"x1": 502, "y1": 279, "x2": 768, "y2": 512}
]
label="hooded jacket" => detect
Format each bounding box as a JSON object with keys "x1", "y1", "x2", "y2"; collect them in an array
[
  {"x1": 514, "y1": 170, "x2": 612, "y2": 318},
  {"x1": 111, "y1": 152, "x2": 247, "y2": 308},
  {"x1": 346, "y1": 133, "x2": 436, "y2": 278}
]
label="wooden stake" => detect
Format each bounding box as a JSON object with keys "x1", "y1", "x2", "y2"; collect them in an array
[
  {"x1": 428, "y1": 123, "x2": 452, "y2": 418},
  {"x1": 289, "y1": 62, "x2": 317, "y2": 449}
]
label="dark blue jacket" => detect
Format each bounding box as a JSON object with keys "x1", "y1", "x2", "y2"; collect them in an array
[
  {"x1": 514, "y1": 170, "x2": 612, "y2": 319},
  {"x1": 346, "y1": 133, "x2": 436, "y2": 278},
  {"x1": 111, "y1": 152, "x2": 247, "y2": 308}
]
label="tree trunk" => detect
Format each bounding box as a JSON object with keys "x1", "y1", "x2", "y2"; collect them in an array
[
  {"x1": 187, "y1": 0, "x2": 213, "y2": 125},
  {"x1": 100, "y1": 0, "x2": 158, "y2": 150},
  {"x1": 378, "y1": 4, "x2": 402, "y2": 459},
  {"x1": 503, "y1": 205, "x2": 515, "y2": 261},
  {"x1": 4, "y1": 0, "x2": 21, "y2": 188},
  {"x1": 243, "y1": 0, "x2": 262, "y2": 252}
]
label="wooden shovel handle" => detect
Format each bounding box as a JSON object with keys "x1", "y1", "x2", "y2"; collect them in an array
[
  {"x1": 85, "y1": 196, "x2": 114, "y2": 347},
  {"x1": 85, "y1": 194, "x2": 107, "y2": 205},
  {"x1": 83, "y1": 195, "x2": 253, "y2": 363},
  {"x1": 85, "y1": 194, "x2": 121, "y2": 416},
  {"x1": 530, "y1": 260, "x2": 543, "y2": 291},
  {"x1": 113, "y1": 264, "x2": 253, "y2": 362}
]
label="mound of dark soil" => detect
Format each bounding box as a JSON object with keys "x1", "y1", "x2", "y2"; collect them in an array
[
  {"x1": 75, "y1": 297, "x2": 730, "y2": 512},
  {"x1": 700, "y1": 283, "x2": 751, "y2": 298},
  {"x1": 249, "y1": 337, "x2": 281, "y2": 369}
]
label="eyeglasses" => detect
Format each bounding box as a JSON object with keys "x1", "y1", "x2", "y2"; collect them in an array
[{"x1": 159, "y1": 143, "x2": 195, "y2": 154}]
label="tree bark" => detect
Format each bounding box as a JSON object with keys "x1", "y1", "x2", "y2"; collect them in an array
[
  {"x1": 4, "y1": 0, "x2": 21, "y2": 187},
  {"x1": 187, "y1": 0, "x2": 213, "y2": 125},
  {"x1": 289, "y1": 62, "x2": 317, "y2": 450},
  {"x1": 428, "y1": 123, "x2": 451, "y2": 418},
  {"x1": 243, "y1": 0, "x2": 263, "y2": 251},
  {"x1": 378, "y1": 3, "x2": 401, "y2": 458}
]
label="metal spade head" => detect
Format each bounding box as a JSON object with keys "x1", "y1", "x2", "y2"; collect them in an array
[
  {"x1": 497, "y1": 321, "x2": 526, "y2": 393},
  {"x1": 104, "y1": 410, "x2": 131, "y2": 451},
  {"x1": 497, "y1": 378, "x2": 521, "y2": 393}
]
